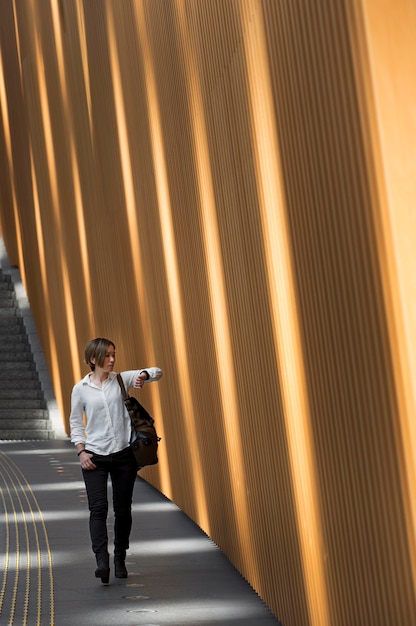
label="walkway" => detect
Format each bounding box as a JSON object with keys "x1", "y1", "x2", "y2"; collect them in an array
[{"x1": 0, "y1": 439, "x2": 282, "y2": 626}]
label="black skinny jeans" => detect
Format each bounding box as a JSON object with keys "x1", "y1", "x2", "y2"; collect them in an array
[{"x1": 82, "y1": 447, "x2": 138, "y2": 557}]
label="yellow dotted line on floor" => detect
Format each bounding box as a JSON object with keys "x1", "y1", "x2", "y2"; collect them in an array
[
  {"x1": 0, "y1": 470, "x2": 21, "y2": 625},
  {"x1": 0, "y1": 449, "x2": 55, "y2": 625},
  {"x1": 0, "y1": 485, "x2": 10, "y2": 620}
]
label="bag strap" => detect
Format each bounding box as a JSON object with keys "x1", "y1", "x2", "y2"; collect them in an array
[
  {"x1": 116, "y1": 373, "x2": 129, "y2": 402},
  {"x1": 116, "y1": 373, "x2": 137, "y2": 430}
]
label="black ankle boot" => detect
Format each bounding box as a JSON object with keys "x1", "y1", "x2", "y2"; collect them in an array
[
  {"x1": 95, "y1": 553, "x2": 110, "y2": 584},
  {"x1": 114, "y1": 551, "x2": 127, "y2": 578}
]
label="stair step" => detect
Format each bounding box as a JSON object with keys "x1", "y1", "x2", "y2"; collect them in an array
[
  {"x1": 0, "y1": 298, "x2": 16, "y2": 307},
  {"x1": 0, "y1": 348, "x2": 31, "y2": 357},
  {"x1": 0, "y1": 430, "x2": 55, "y2": 440},
  {"x1": 0, "y1": 324, "x2": 25, "y2": 334},
  {"x1": 0, "y1": 409, "x2": 50, "y2": 419},
  {"x1": 0, "y1": 417, "x2": 51, "y2": 428},
  {"x1": 0, "y1": 399, "x2": 46, "y2": 409},
  {"x1": 0, "y1": 308, "x2": 24, "y2": 328},
  {"x1": 0, "y1": 302, "x2": 20, "y2": 311},
  {"x1": 1, "y1": 361, "x2": 35, "y2": 370},
  {"x1": 0, "y1": 353, "x2": 34, "y2": 362},
  {"x1": 2, "y1": 358, "x2": 33, "y2": 369},
  {"x1": 1, "y1": 377, "x2": 41, "y2": 388},
  {"x1": 0, "y1": 338, "x2": 30, "y2": 350},
  {"x1": 0, "y1": 380, "x2": 41, "y2": 391},
  {"x1": 0, "y1": 389, "x2": 43, "y2": 400},
  {"x1": 0, "y1": 370, "x2": 40, "y2": 381}
]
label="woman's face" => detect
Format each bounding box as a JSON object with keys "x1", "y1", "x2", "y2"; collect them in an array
[
  {"x1": 101, "y1": 346, "x2": 116, "y2": 373},
  {"x1": 92, "y1": 344, "x2": 116, "y2": 372}
]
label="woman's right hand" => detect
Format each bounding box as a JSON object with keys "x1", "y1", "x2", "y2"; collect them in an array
[{"x1": 79, "y1": 450, "x2": 96, "y2": 470}]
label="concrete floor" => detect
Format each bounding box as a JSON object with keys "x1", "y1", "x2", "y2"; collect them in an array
[{"x1": 0, "y1": 439, "x2": 283, "y2": 626}]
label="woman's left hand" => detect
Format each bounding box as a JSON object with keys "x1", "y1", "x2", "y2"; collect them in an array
[{"x1": 133, "y1": 373, "x2": 147, "y2": 389}]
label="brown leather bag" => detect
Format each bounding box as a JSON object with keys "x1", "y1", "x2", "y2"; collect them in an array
[{"x1": 117, "y1": 374, "x2": 160, "y2": 468}]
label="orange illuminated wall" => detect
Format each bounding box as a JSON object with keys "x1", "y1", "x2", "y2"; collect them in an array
[{"x1": 0, "y1": 1, "x2": 415, "y2": 624}]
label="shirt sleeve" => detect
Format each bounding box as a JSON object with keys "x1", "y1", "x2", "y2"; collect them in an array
[
  {"x1": 69, "y1": 384, "x2": 86, "y2": 445},
  {"x1": 121, "y1": 367, "x2": 163, "y2": 390},
  {"x1": 140, "y1": 367, "x2": 163, "y2": 382}
]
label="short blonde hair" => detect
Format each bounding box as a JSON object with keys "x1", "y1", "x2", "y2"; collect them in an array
[{"x1": 84, "y1": 338, "x2": 115, "y2": 371}]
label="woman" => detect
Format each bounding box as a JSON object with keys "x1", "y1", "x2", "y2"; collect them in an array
[{"x1": 69, "y1": 337, "x2": 163, "y2": 584}]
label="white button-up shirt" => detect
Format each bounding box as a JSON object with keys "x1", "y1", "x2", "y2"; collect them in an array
[{"x1": 70, "y1": 368, "x2": 163, "y2": 455}]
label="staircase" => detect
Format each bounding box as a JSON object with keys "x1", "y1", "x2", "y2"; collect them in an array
[{"x1": 0, "y1": 270, "x2": 55, "y2": 440}]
